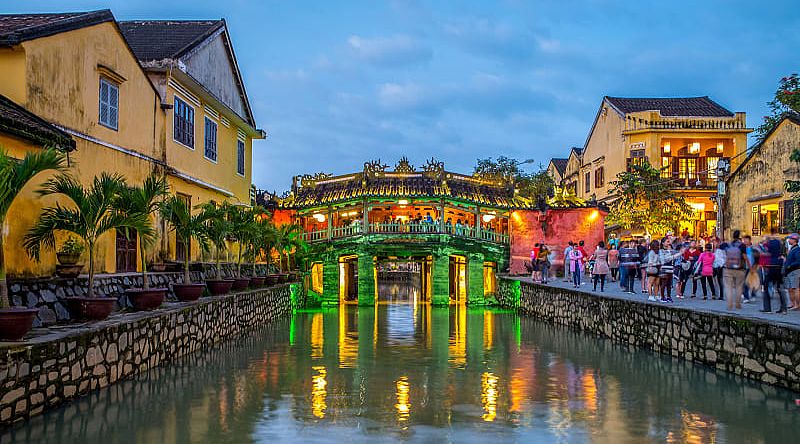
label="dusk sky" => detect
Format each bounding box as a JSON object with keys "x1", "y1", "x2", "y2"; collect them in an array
[{"x1": 6, "y1": 1, "x2": 799, "y2": 192}]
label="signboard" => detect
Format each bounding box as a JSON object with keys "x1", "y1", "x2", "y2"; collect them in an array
[{"x1": 629, "y1": 142, "x2": 645, "y2": 150}]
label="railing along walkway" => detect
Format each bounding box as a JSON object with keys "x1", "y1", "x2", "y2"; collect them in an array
[{"x1": 303, "y1": 222, "x2": 509, "y2": 244}]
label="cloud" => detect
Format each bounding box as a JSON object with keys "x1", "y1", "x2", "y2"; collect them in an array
[
  {"x1": 347, "y1": 34, "x2": 433, "y2": 67},
  {"x1": 442, "y1": 18, "x2": 536, "y2": 60}
]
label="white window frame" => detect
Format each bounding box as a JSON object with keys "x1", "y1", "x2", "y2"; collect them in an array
[
  {"x1": 236, "y1": 139, "x2": 246, "y2": 177},
  {"x1": 203, "y1": 116, "x2": 218, "y2": 163},
  {"x1": 173, "y1": 96, "x2": 195, "y2": 149},
  {"x1": 99, "y1": 77, "x2": 119, "y2": 130}
]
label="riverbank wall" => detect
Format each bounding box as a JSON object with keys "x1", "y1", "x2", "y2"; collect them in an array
[
  {"x1": 497, "y1": 277, "x2": 800, "y2": 393},
  {"x1": 0, "y1": 282, "x2": 303, "y2": 427}
]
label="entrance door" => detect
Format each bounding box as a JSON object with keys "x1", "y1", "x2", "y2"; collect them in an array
[
  {"x1": 449, "y1": 255, "x2": 467, "y2": 302},
  {"x1": 116, "y1": 230, "x2": 137, "y2": 272},
  {"x1": 339, "y1": 256, "x2": 359, "y2": 303}
]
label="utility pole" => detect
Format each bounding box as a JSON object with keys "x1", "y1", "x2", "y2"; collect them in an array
[{"x1": 716, "y1": 159, "x2": 730, "y2": 240}]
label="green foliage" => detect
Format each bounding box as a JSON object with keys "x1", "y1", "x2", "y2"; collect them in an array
[
  {"x1": 197, "y1": 202, "x2": 232, "y2": 279},
  {"x1": 160, "y1": 195, "x2": 210, "y2": 283},
  {"x1": 473, "y1": 156, "x2": 554, "y2": 205},
  {"x1": 607, "y1": 161, "x2": 692, "y2": 236},
  {"x1": 756, "y1": 74, "x2": 800, "y2": 142},
  {"x1": 57, "y1": 236, "x2": 85, "y2": 255}
]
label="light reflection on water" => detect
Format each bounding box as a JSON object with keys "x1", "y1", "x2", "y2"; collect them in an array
[{"x1": 4, "y1": 294, "x2": 800, "y2": 443}]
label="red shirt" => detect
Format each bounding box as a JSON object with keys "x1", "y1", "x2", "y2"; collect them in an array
[
  {"x1": 577, "y1": 246, "x2": 588, "y2": 261},
  {"x1": 683, "y1": 248, "x2": 700, "y2": 261}
]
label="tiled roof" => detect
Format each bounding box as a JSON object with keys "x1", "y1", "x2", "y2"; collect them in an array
[
  {"x1": 605, "y1": 96, "x2": 734, "y2": 117},
  {"x1": 0, "y1": 10, "x2": 112, "y2": 46},
  {"x1": 0, "y1": 94, "x2": 74, "y2": 151},
  {"x1": 117, "y1": 20, "x2": 224, "y2": 61},
  {"x1": 570, "y1": 147, "x2": 583, "y2": 156},
  {"x1": 549, "y1": 158, "x2": 568, "y2": 175}
]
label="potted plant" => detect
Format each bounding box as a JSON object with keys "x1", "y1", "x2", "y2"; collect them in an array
[
  {"x1": 161, "y1": 195, "x2": 209, "y2": 301},
  {"x1": 55, "y1": 235, "x2": 85, "y2": 278},
  {"x1": 198, "y1": 202, "x2": 234, "y2": 295},
  {"x1": 226, "y1": 204, "x2": 254, "y2": 291},
  {"x1": 0, "y1": 147, "x2": 65, "y2": 341},
  {"x1": 24, "y1": 173, "x2": 142, "y2": 321},
  {"x1": 115, "y1": 173, "x2": 169, "y2": 311},
  {"x1": 245, "y1": 208, "x2": 272, "y2": 288},
  {"x1": 277, "y1": 223, "x2": 305, "y2": 282},
  {"x1": 149, "y1": 250, "x2": 168, "y2": 272}
]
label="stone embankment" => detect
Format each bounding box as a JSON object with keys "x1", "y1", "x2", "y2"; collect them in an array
[
  {"x1": 0, "y1": 282, "x2": 302, "y2": 427},
  {"x1": 497, "y1": 277, "x2": 800, "y2": 393}
]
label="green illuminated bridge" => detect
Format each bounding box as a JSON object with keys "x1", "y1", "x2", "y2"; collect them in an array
[{"x1": 266, "y1": 158, "x2": 533, "y2": 306}]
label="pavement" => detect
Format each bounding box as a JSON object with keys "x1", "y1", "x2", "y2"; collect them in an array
[{"x1": 514, "y1": 273, "x2": 800, "y2": 330}]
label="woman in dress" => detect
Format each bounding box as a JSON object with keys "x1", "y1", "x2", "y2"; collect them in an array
[
  {"x1": 591, "y1": 241, "x2": 610, "y2": 292},
  {"x1": 608, "y1": 244, "x2": 620, "y2": 282},
  {"x1": 568, "y1": 245, "x2": 584, "y2": 289}
]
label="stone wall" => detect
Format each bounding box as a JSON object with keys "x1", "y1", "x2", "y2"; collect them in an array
[
  {"x1": 496, "y1": 277, "x2": 800, "y2": 392},
  {"x1": 0, "y1": 283, "x2": 302, "y2": 427},
  {"x1": 7, "y1": 263, "x2": 272, "y2": 327}
]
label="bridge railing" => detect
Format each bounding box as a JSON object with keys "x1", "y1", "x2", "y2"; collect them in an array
[{"x1": 302, "y1": 222, "x2": 508, "y2": 244}]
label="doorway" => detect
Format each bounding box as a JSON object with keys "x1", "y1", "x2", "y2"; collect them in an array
[
  {"x1": 339, "y1": 255, "x2": 358, "y2": 303},
  {"x1": 116, "y1": 230, "x2": 137, "y2": 272},
  {"x1": 449, "y1": 255, "x2": 467, "y2": 303}
]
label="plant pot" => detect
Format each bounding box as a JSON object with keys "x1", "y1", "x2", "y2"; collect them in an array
[
  {"x1": 172, "y1": 283, "x2": 205, "y2": 301},
  {"x1": 231, "y1": 278, "x2": 251, "y2": 291},
  {"x1": 164, "y1": 261, "x2": 183, "y2": 272},
  {"x1": 249, "y1": 276, "x2": 265, "y2": 287},
  {"x1": 265, "y1": 274, "x2": 280, "y2": 285},
  {"x1": 125, "y1": 288, "x2": 167, "y2": 311},
  {"x1": 206, "y1": 279, "x2": 234, "y2": 296},
  {"x1": 149, "y1": 263, "x2": 167, "y2": 272},
  {"x1": 0, "y1": 308, "x2": 39, "y2": 341},
  {"x1": 66, "y1": 297, "x2": 117, "y2": 321},
  {"x1": 56, "y1": 252, "x2": 80, "y2": 266},
  {"x1": 55, "y1": 264, "x2": 83, "y2": 278}
]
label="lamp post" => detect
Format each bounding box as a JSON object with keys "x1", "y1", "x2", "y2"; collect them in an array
[{"x1": 716, "y1": 159, "x2": 730, "y2": 240}]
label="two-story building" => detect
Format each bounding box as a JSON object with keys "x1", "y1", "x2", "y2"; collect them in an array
[
  {"x1": 558, "y1": 96, "x2": 751, "y2": 237},
  {"x1": 0, "y1": 10, "x2": 263, "y2": 278}
]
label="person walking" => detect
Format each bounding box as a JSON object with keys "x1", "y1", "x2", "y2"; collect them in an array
[
  {"x1": 784, "y1": 233, "x2": 800, "y2": 311},
  {"x1": 563, "y1": 241, "x2": 574, "y2": 282},
  {"x1": 530, "y1": 243, "x2": 541, "y2": 283},
  {"x1": 591, "y1": 241, "x2": 610, "y2": 292},
  {"x1": 697, "y1": 244, "x2": 717, "y2": 300},
  {"x1": 658, "y1": 239, "x2": 680, "y2": 302},
  {"x1": 568, "y1": 244, "x2": 585, "y2": 288},
  {"x1": 723, "y1": 230, "x2": 748, "y2": 311},
  {"x1": 761, "y1": 236, "x2": 788, "y2": 314},
  {"x1": 742, "y1": 235, "x2": 759, "y2": 304},
  {"x1": 608, "y1": 245, "x2": 620, "y2": 282},
  {"x1": 644, "y1": 241, "x2": 661, "y2": 301},
  {"x1": 619, "y1": 241, "x2": 639, "y2": 294},
  {"x1": 713, "y1": 242, "x2": 726, "y2": 300},
  {"x1": 577, "y1": 240, "x2": 589, "y2": 285},
  {"x1": 538, "y1": 242, "x2": 551, "y2": 284}
]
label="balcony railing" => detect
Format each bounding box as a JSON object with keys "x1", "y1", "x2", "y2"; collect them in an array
[{"x1": 301, "y1": 222, "x2": 509, "y2": 244}]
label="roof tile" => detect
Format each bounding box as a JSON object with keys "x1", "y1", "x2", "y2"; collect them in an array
[{"x1": 605, "y1": 96, "x2": 734, "y2": 117}]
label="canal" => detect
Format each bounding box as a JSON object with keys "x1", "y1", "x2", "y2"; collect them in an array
[{"x1": 3, "y1": 286, "x2": 800, "y2": 443}]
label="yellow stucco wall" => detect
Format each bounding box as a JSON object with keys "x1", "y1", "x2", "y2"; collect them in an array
[
  {"x1": 579, "y1": 106, "x2": 626, "y2": 201},
  {"x1": 0, "y1": 48, "x2": 26, "y2": 104}
]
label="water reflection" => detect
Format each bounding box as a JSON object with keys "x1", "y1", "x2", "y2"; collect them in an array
[{"x1": 4, "y1": 300, "x2": 800, "y2": 443}]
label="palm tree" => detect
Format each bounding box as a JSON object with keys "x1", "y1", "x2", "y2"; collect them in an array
[
  {"x1": 114, "y1": 172, "x2": 169, "y2": 290},
  {"x1": 0, "y1": 148, "x2": 66, "y2": 308},
  {"x1": 198, "y1": 202, "x2": 231, "y2": 280},
  {"x1": 24, "y1": 173, "x2": 149, "y2": 298},
  {"x1": 276, "y1": 223, "x2": 305, "y2": 272},
  {"x1": 160, "y1": 195, "x2": 209, "y2": 284},
  {"x1": 250, "y1": 212, "x2": 276, "y2": 272},
  {"x1": 227, "y1": 204, "x2": 261, "y2": 278}
]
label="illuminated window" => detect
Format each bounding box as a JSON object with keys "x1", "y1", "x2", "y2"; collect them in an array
[
  {"x1": 707, "y1": 157, "x2": 719, "y2": 180},
  {"x1": 661, "y1": 157, "x2": 671, "y2": 178},
  {"x1": 483, "y1": 262, "x2": 497, "y2": 296},
  {"x1": 311, "y1": 262, "x2": 323, "y2": 294},
  {"x1": 678, "y1": 158, "x2": 697, "y2": 180},
  {"x1": 594, "y1": 167, "x2": 604, "y2": 188}
]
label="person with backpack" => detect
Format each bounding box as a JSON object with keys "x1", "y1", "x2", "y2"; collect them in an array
[
  {"x1": 761, "y1": 236, "x2": 788, "y2": 314},
  {"x1": 658, "y1": 238, "x2": 681, "y2": 302},
  {"x1": 784, "y1": 233, "x2": 800, "y2": 311},
  {"x1": 697, "y1": 244, "x2": 717, "y2": 300},
  {"x1": 619, "y1": 241, "x2": 639, "y2": 293},
  {"x1": 723, "y1": 230, "x2": 749, "y2": 310}
]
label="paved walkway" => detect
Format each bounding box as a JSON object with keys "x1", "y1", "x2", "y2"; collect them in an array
[{"x1": 513, "y1": 274, "x2": 800, "y2": 329}]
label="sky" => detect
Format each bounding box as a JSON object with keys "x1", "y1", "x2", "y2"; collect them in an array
[{"x1": 6, "y1": 1, "x2": 800, "y2": 192}]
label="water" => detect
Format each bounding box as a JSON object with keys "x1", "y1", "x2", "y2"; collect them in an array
[{"x1": 4, "y1": 289, "x2": 800, "y2": 443}]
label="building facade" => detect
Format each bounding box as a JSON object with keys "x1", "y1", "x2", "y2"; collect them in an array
[
  {"x1": 725, "y1": 114, "x2": 800, "y2": 241},
  {"x1": 0, "y1": 10, "x2": 262, "y2": 278}
]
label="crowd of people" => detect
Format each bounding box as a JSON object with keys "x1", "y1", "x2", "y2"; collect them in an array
[{"x1": 529, "y1": 230, "x2": 800, "y2": 314}]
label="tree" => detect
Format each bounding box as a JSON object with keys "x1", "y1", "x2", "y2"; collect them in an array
[
  {"x1": 606, "y1": 161, "x2": 692, "y2": 237},
  {"x1": 473, "y1": 156, "x2": 554, "y2": 206},
  {"x1": 756, "y1": 74, "x2": 800, "y2": 142},
  {"x1": 114, "y1": 172, "x2": 169, "y2": 290},
  {"x1": 0, "y1": 148, "x2": 66, "y2": 308},
  {"x1": 24, "y1": 173, "x2": 149, "y2": 298},
  {"x1": 160, "y1": 195, "x2": 210, "y2": 284},
  {"x1": 198, "y1": 202, "x2": 232, "y2": 280},
  {"x1": 228, "y1": 204, "x2": 264, "y2": 278}
]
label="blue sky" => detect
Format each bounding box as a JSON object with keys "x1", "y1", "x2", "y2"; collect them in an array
[{"x1": 7, "y1": 1, "x2": 799, "y2": 192}]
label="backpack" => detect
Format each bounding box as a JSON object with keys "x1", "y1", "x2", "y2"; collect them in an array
[{"x1": 725, "y1": 241, "x2": 744, "y2": 269}]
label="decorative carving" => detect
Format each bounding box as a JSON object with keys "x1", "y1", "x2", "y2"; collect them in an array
[
  {"x1": 300, "y1": 172, "x2": 332, "y2": 182},
  {"x1": 421, "y1": 157, "x2": 445, "y2": 173},
  {"x1": 363, "y1": 159, "x2": 388, "y2": 174},
  {"x1": 394, "y1": 156, "x2": 416, "y2": 173},
  {"x1": 547, "y1": 186, "x2": 586, "y2": 208}
]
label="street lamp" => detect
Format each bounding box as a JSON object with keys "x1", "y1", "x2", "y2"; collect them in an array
[{"x1": 715, "y1": 159, "x2": 730, "y2": 240}]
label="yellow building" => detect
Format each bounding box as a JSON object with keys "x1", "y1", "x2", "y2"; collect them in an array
[
  {"x1": 725, "y1": 113, "x2": 800, "y2": 242},
  {"x1": 563, "y1": 96, "x2": 751, "y2": 237},
  {"x1": 0, "y1": 10, "x2": 264, "y2": 278}
]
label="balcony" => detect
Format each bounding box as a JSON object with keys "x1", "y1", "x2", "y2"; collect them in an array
[
  {"x1": 623, "y1": 112, "x2": 748, "y2": 134},
  {"x1": 301, "y1": 221, "x2": 510, "y2": 244},
  {"x1": 661, "y1": 173, "x2": 718, "y2": 189}
]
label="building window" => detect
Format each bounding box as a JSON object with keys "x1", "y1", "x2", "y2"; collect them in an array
[
  {"x1": 204, "y1": 117, "x2": 217, "y2": 162},
  {"x1": 627, "y1": 149, "x2": 647, "y2": 170},
  {"x1": 174, "y1": 97, "x2": 195, "y2": 148},
  {"x1": 236, "y1": 139, "x2": 245, "y2": 176},
  {"x1": 753, "y1": 203, "x2": 780, "y2": 236},
  {"x1": 661, "y1": 157, "x2": 672, "y2": 178},
  {"x1": 594, "y1": 167, "x2": 604, "y2": 188},
  {"x1": 678, "y1": 158, "x2": 697, "y2": 181},
  {"x1": 707, "y1": 156, "x2": 719, "y2": 181},
  {"x1": 584, "y1": 172, "x2": 591, "y2": 194},
  {"x1": 311, "y1": 263, "x2": 324, "y2": 294},
  {"x1": 99, "y1": 78, "x2": 119, "y2": 130}
]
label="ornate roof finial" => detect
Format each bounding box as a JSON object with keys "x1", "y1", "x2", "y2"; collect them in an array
[
  {"x1": 421, "y1": 157, "x2": 444, "y2": 173},
  {"x1": 363, "y1": 159, "x2": 388, "y2": 175},
  {"x1": 394, "y1": 156, "x2": 416, "y2": 173}
]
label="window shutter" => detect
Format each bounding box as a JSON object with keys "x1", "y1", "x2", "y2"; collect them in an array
[{"x1": 781, "y1": 200, "x2": 795, "y2": 233}]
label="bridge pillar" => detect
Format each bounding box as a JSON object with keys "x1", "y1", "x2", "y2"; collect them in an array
[
  {"x1": 431, "y1": 254, "x2": 450, "y2": 306},
  {"x1": 467, "y1": 253, "x2": 485, "y2": 305},
  {"x1": 322, "y1": 261, "x2": 339, "y2": 306},
  {"x1": 357, "y1": 254, "x2": 376, "y2": 306}
]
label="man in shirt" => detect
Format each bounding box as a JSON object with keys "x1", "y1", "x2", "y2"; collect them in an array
[
  {"x1": 619, "y1": 241, "x2": 640, "y2": 294},
  {"x1": 784, "y1": 233, "x2": 800, "y2": 311},
  {"x1": 723, "y1": 230, "x2": 748, "y2": 310}
]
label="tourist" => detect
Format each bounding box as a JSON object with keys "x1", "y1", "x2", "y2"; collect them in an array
[
  {"x1": 644, "y1": 240, "x2": 661, "y2": 301},
  {"x1": 563, "y1": 241, "x2": 575, "y2": 281},
  {"x1": 713, "y1": 242, "x2": 726, "y2": 300},
  {"x1": 658, "y1": 239, "x2": 680, "y2": 302},
  {"x1": 530, "y1": 243, "x2": 541, "y2": 282},
  {"x1": 608, "y1": 233, "x2": 619, "y2": 250},
  {"x1": 741, "y1": 235, "x2": 759, "y2": 304},
  {"x1": 591, "y1": 241, "x2": 610, "y2": 292},
  {"x1": 723, "y1": 230, "x2": 748, "y2": 311},
  {"x1": 608, "y1": 244, "x2": 620, "y2": 282},
  {"x1": 761, "y1": 236, "x2": 788, "y2": 314},
  {"x1": 637, "y1": 239, "x2": 649, "y2": 294},
  {"x1": 697, "y1": 244, "x2": 717, "y2": 300},
  {"x1": 680, "y1": 241, "x2": 701, "y2": 297},
  {"x1": 577, "y1": 240, "x2": 589, "y2": 284},
  {"x1": 619, "y1": 241, "x2": 639, "y2": 293},
  {"x1": 538, "y1": 242, "x2": 551, "y2": 284},
  {"x1": 568, "y1": 243, "x2": 585, "y2": 288},
  {"x1": 784, "y1": 233, "x2": 800, "y2": 311}
]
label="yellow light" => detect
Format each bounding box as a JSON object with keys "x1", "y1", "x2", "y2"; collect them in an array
[
  {"x1": 663, "y1": 142, "x2": 671, "y2": 153},
  {"x1": 689, "y1": 202, "x2": 706, "y2": 212},
  {"x1": 482, "y1": 214, "x2": 496, "y2": 223},
  {"x1": 481, "y1": 372, "x2": 498, "y2": 422},
  {"x1": 588, "y1": 210, "x2": 599, "y2": 222},
  {"x1": 313, "y1": 213, "x2": 326, "y2": 222},
  {"x1": 311, "y1": 365, "x2": 327, "y2": 418},
  {"x1": 716, "y1": 142, "x2": 724, "y2": 153},
  {"x1": 395, "y1": 376, "x2": 411, "y2": 422},
  {"x1": 689, "y1": 142, "x2": 701, "y2": 154},
  {"x1": 398, "y1": 199, "x2": 409, "y2": 205}
]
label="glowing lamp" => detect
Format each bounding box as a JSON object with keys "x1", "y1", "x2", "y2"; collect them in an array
[
  {"x1": 689, "y1": 142, "x2": 701, "y2": 154},
  {"x1": 663, "y1": 142, "x2": 670, "y2": 153},
  {"x1": 482, "y1": 214, "x2": 496, "y2": 223},
  {"x1": 313, "y1": 213, "x2": 326, "y2": 222},
  {"x1": 716, "y1": 142, "x2": 724, "y2": 153},
  {"x1": 398, "y1": 199, "x2": 409, "y2": 205},
  {"x1": 588, "y1": 210, "x2": 599, "y2": 222}
]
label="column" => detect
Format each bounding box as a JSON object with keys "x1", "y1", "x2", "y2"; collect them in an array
[
  {"x1": 357, "y1": 253, "x2": 376, "y2": 306},
  {"x1": 326, "y1": 205, "x2": 332, "y2": 240},
  {"x1": 431, "y1": 253, "x2": 450, "y2": 306},
  {"x1": 439, "y1": 200, "x2": 445, "y2": 233},
  {"x1": 467, "y1": 253, "x2": 485, "y2": 305},
  {"x1": 321, "y1": 260, "x2": 339, "y2": 306},
  {"x1": 363, "y1": 200, "x2": 369, "y2": 234},
  {"x1": 474, "y1": 207, "x2": 481, "y2": 239}
]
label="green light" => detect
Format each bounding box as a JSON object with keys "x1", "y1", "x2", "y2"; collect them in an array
[{"x1": 289, "y1": 315, "x2": 296, "y2": 346}]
